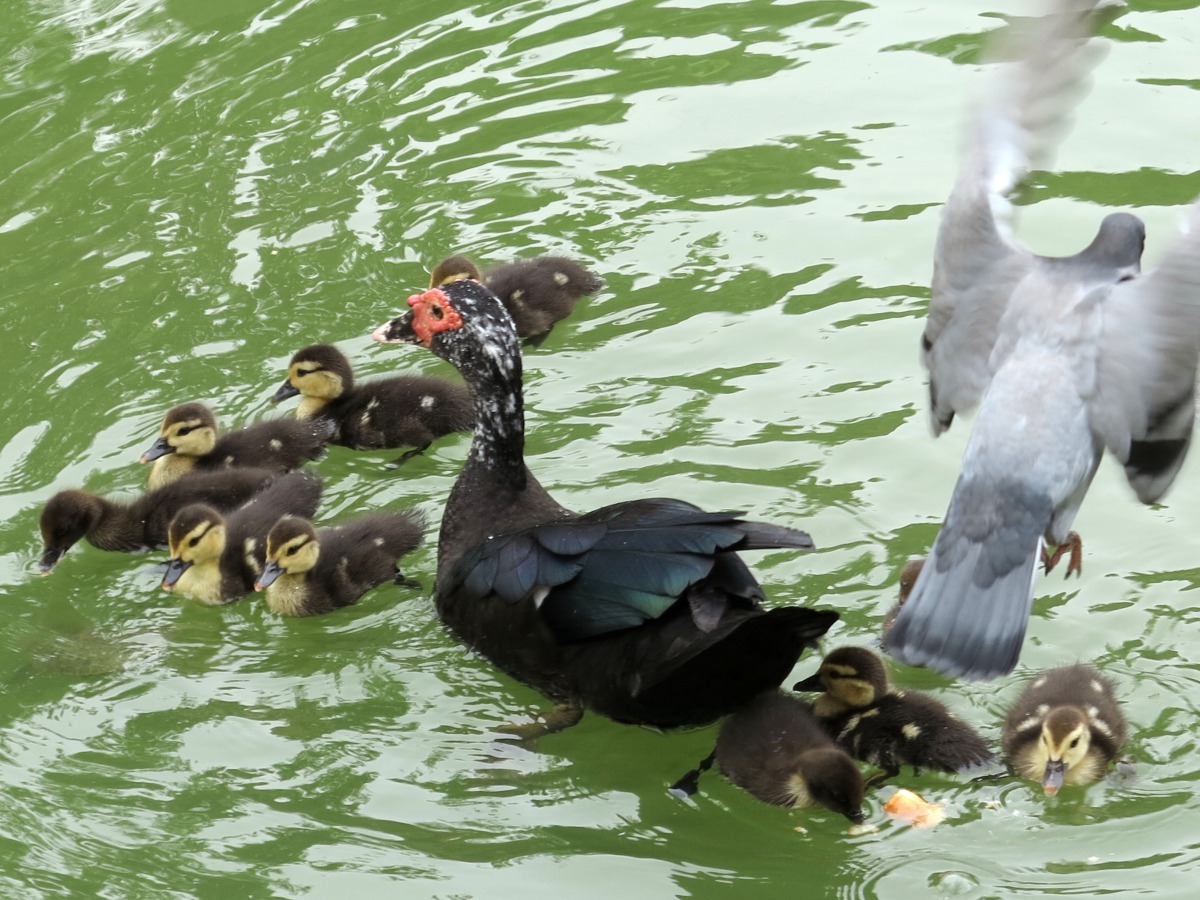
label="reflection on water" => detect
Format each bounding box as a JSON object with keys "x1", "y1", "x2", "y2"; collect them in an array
[{"x1": 2, "y1": 0, "x2": 1200, "y2": 896}]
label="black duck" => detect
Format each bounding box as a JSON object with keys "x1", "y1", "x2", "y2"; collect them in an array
[{"x1": 371, "y1": 279, "x2": 836, "y2": 734}]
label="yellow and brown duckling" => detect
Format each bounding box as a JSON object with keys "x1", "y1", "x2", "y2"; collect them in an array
[
  {"x1": 794, "y1": 646, "x2": 994, "y2": 781},
  {"x1": 679, "y1": 690, "x2": 865, "y2": 824},
  {"x1": 270, "y1": 343, "x2": 473, "y2": 464},
  {"x1": 162, "y1": 471, "x2": 323, "y2": 605},
  {"x1": 1002, "y1": 663, "x2": 1126, "y2": 795},
  {"x1": 430, "y1": 254, "x2": 602, "y2": 345},
  {"x1": 140, "y1": 402, "x2": 333, "y2": 489},
  {"x1": 253, "y1": 510, "x2": 425, "y2": 616},
  {"x1": 38, "y1": 467, "x2": 279, "y2": 573}
]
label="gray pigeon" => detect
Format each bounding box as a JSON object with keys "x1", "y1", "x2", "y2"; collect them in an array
[{"x1": 885, "y1": 0, "x2": 1200, "y2": 680}]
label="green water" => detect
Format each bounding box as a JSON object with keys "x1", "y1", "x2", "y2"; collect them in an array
[{"x1": 4, "y1": 0, "x2": 1200, "y2": 896}]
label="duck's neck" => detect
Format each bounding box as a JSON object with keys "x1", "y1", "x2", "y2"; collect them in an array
[
  {"x1": 264, "y1": 574, "x2": 308, "y2": 616},
  {"x1": 148, "y1": 455, "x2": 193, "y2": 490},
  {"x1": 459, "y1": 342, "x2": 529, "y2": 491},
  {"x1": 296, "y1": 396, "x2": 328, "y2": 419}
]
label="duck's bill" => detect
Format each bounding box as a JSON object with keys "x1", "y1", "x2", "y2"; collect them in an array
[
  {"x1": 254, "y1": 560, "x2": 285, "y2": 590},
  {"x1": 162, "y1": 557, "x2": 191, "y2": 589},
  {"x1": 792, "y1": 671, "x2": 823, "y2": 692},
  {"x1": 271, "y1": 379, "x2": 300, "y2": 404},
  {"x1": 139, "y1": 437, "x2": 174, "y2": 463},
  {"x1": 1042, "y1": 759, "x2": 1066, "y2": 796},
  {"x1": 38, "y1": 547, "x2": 64, "y2": 574},
  {"x1": 371, "y1": 313, "x2": 418, "y2": 345}
]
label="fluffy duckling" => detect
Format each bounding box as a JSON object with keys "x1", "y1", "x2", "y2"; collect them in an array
[
  {"x1": 140, "y1": 402, "x2": 333, "y2": 488},
  {"x1": 882, "y1": 558, "x2": 924, "y2": 639},
  {"x1": 162, "y1": 471, "x2": 323, "y2": 605},
  {"x1": 794, "y1": 646, "x2": 993, "y2": 781},
  {"x1": 429, "y1": 254, "x2": 602, "y2": 345},
  {"x1": 705, "y1": 690, "x2": 865, "y2": 823},
  {"x1": 270, "y1": 343, "x2": 473, "y2": 464},
  {"x1": 1002, "y1": 663, "x2": 1126, "y2": 795},
  {"x1": 38, "y1": 468, "x2": 278, "y2": 573},
  {"x1": 253, "y1": 510, "x2": 425, "y2": 616}
]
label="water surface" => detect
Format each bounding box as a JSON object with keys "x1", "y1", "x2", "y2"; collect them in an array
[{"x1": 3, "y1": 0, "x2": 1200, "y2": 896}]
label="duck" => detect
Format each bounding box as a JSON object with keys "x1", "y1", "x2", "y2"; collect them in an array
[
  {"x1": 881, "y1": 558, "x2": 923, "y2": 640},
  {"x1": 370, "y1": 278, "x2": 837, "y2": 735},
  {"x1": 270, "y1": 343, "x2": 474, "y2": 464},
  {"x1": 691, "y1": 690, "x2": 866, "y2": 823},
  {"x1": 140, "y1": 401, "x2": 333, "y2": 488},
  {"x1": 793, "y1": 646, "x2": 993, "y2": 782},
  {"x1": 161, "y1": 470, "x2": 323, "y2": 605},
  {"x1": 253, "y1": 510, "x2": 425, "y2": 616},
  {"x1": 38, "y1": 467, "x2": 280, "y2": 573},
  {"x1": 1002, "y1": 663, "x2": 1126, "y2": 794},
  {"x1": 885, "y1": 0, "x2": 1200, "y2": 680},
  {"x1": 429, "y1": 254, "x2": 602, "y2": 345}
]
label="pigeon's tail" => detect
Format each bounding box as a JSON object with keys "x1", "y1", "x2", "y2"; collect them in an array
[{"x1": 885, "y1": 477, "x2": 1051, "y2": 681}]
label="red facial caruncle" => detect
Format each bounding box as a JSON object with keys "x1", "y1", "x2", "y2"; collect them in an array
[{"x1": 407, "y1": 288, "x2": 464, "y2": 347}]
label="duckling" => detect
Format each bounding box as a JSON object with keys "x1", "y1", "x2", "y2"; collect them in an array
[
  {"x1": 1002, "y1": 663, "x2": 1126, "y2": 794},
  {"x1": 794, "y1": 646, "x2": 993, "y2": 782},
  {"x1": 882, "y1": 558, "x2": 924, "y2": 640},
  {"x1": 140, "y1": 402, "x2": 333, "y2": 488},
  {"x1": 429, "y1": 254, "x2": 602, "y2": 345},
  {"x1": 270, "y1": 343, "x2": 473, "y2": 464},
  {"x1": 38, "y1": 468, "x2": 278, "y2": 573},
  {"x1": 253, "y1": 510, "x2": 425, "y2": 616},
  {"x1": 162, "y1": 470, "x2": 323, "y2": 605},
  {"x1": 698, "y1": 690, "x2": 865, "y2": 823}
]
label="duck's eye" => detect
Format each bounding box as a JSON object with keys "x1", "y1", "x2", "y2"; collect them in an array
[
  {"x1": 177, "y1": 426, "x2": 193, "y2": 436},
  {"x1": 188, "y1": 536, "x2": 200, "y2": 548},
  {"x1": 430, "y1": 304, "x2": 445, "y2": 321},
  {"x1": 286, "y1": 545, "x2": 299, "y2": 556}
]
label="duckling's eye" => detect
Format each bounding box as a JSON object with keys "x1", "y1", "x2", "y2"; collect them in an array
[
  {"x1": 177, "y1": 426, "x2": 193, "y2": 436},
  {"x1": 286, "y1": 545, "x2": 299, "y2": 556},
  {"x1": 188, "y1": 536, "x2": 200, "y2": 548},
  {"x1": 1069, "y1": 737, "x2": 1080, "y2": 749}
]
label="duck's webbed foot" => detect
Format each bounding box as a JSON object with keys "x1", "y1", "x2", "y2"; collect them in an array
[
  {"x1": 393, "y1": 570, "x2": 422, "y2": 591},
  {"x1": 1042, "y1": 531, "x2": 1083, "y2": 577},
  {"x1": 1111, "y1": 754, "x2": 1138, "y2": 787},
  {"x1": 495, "y1": 701, "x2": 585, "y2": 741},
  {"x1": 864, "y1": 766, "x2": 900, "y2": 789},
  {"x1": 669, "y1": 750, "x2": 717, "y2": 799},
  {"x1": 387, "y1": 443, "x2": 431, "y2": 468}
]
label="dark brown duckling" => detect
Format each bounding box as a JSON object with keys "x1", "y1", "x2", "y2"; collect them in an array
[
  {"x1": 882, "y1": 558, "x2": 924, "y2": 639},
  {"x1": 253, "y1": 510, "x2": 425, "y2": 616},
  {"x1": 38, "y1": 468, "x2": 279, "y2": 573},
  {"x1": 270, "y1": 343, "x2": 473, "y2": 464},
  {"x1": 162, "y1": 470, "x2": 323, "y2": 605},
  {"x1": 371, "y1": 280, "x2": 836, "y2": 737},
  {"x1": 430, "y1": 254, "x2": 602, "y2": 345},
  {"x1": 140, "y1": 402, "x2": 333, "y2": 489},
  {"x1": 1002, "y1": 663, "x2": 1126, "y2": 795},
  {"x1": 705, "y1": 691, "x2": 865, "y2": 823},
  {"x1": 794, "y1": 646, "x2": 994, "y2": 782}
]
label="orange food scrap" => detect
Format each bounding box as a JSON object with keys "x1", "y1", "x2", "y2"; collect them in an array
[{"x1": 883, "y1": 788, "x2": 945, "y2": 828}]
